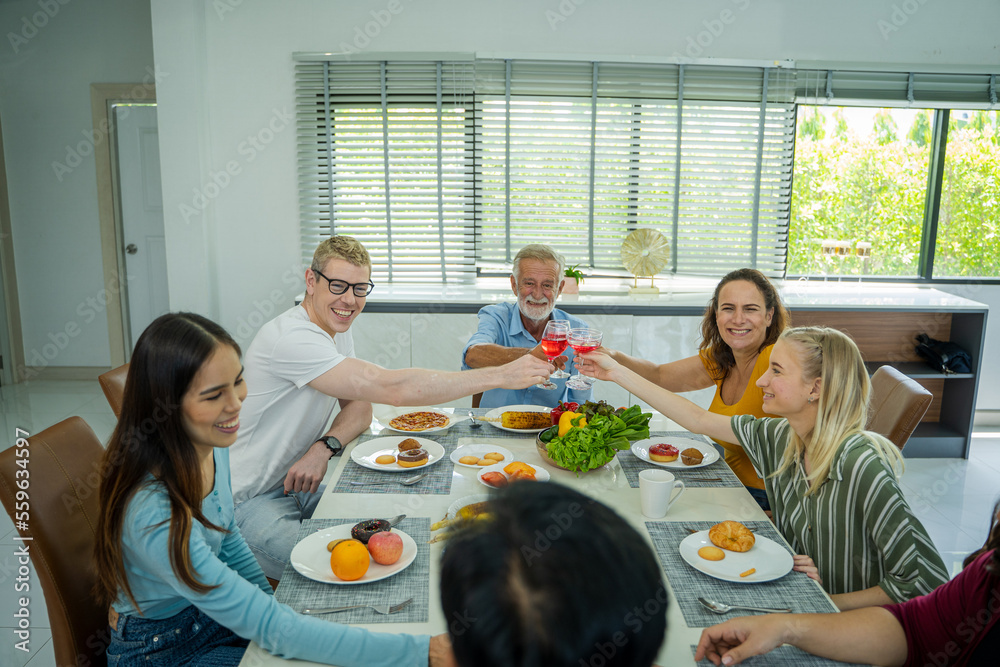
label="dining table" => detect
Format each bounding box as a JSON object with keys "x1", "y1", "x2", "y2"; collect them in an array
[{"x1": 238, "y1": 406, "x2": 853, "y2": 667}]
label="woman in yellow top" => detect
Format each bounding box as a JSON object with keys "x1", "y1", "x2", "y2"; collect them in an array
[{"x1": 605, "y1": 268, "x2": 789, "y2": 509}]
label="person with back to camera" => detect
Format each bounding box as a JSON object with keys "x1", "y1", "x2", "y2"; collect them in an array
[
  {"x1": 93, "y1": 313, "x2": 451, "y2": 666},
  {"x1": 599, "y1": 268, "x2": 788, "y2": 511},
  {"x1": 439, "y1": 482, "x2": 667, "y2": 667},
  {"x1": 578, "y1": 326, "x2": 948, "y2": 611},
  {"x1": 695, "y1": 498, "x2": 1000, "y2": 666}
]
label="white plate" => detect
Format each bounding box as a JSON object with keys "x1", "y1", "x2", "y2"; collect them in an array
[
  {"x1": 630, "y1": 437, "x2": 720, "y2": 469},
  {"x1": 375, "y1": 407, "x2": 464, "y2": 434},
  {"x1": 484, "y1": 404, "x2": 553, "y2": 433},
  {"x1": 350, "y1": 436, "x2": 445, "y2": 472},
  {"x1": 477, "y1": 461, "x2": 551, "y2": 488},
  {"x1": 450, "y1": 444, "x2": 515, "y2": 468},
  {"x1": 678, "y1": 531, "x2": 793, "y2": 583},
  {"x1": 446, "y1": 493, "x2": 493, "y2": 520},
  {"x1": 290, "y1": 524, "x2": 418, "y2": 585}
]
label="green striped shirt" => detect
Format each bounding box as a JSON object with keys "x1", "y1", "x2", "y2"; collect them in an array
[{"x1": 733, "y1": 414, "x2": 949, "y2": 602}]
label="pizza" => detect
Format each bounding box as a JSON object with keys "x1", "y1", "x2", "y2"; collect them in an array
[{"x1": 389, "y1": 411, "x2": 449, "y2": 431}]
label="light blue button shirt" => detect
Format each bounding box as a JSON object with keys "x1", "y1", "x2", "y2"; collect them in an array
[{"x1": 461, "y1": 302, "x2": 593, "y2": 409}]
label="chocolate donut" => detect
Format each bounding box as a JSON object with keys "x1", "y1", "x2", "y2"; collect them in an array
[{"x1": 397, "y1": 448, "x2": 428, "y2": 467}]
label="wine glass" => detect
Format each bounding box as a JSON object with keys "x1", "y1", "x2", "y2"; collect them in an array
[
  {"x1": 535, "y1": 321, "x2": 569, "y2": 389},
  {"x1": 566, "y1": 328, "x2": 603, "y2": 390},
  {"x1": 542, "y1": 321, "x2": 570, "y2": 379}
]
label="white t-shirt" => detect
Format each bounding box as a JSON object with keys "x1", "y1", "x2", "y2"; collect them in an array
[{"x1": 230, "y1": 306, "x2": 354, "y2": 503}]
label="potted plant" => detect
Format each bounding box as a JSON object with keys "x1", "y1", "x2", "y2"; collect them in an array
[{"x1": 562, "y1": 264, "x2": 584, "y2": 294}]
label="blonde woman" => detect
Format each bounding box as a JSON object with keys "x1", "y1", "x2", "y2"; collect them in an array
[{"x1": 578, "y1": 326, "x2": 948, "y2": 610}]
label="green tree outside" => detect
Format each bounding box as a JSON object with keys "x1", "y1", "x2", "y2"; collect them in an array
[{"x1": 790, "y1": 107, "x2": 1000, "y2": 278}]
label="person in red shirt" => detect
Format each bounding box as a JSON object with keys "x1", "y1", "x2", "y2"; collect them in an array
[{"x1": 695, "y1": 499, "x2": 1000, "y2": 667}]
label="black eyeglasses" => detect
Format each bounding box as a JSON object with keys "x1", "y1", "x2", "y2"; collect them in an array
[{"x1": 312, "y1": 268, "x2": 375, "y2": 297}]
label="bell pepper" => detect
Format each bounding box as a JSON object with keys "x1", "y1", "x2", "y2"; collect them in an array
[
  {"x1": 551, "y1": 400, "x2": 580, "y2": 426},
  {"x1": 557, "y1": 411, "x2": 587, "y2": 437}
]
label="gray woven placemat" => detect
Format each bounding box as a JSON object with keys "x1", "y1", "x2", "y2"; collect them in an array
[
  {"x1": 275, "y1": 517, "x2": 430, "y2": 624},
  {"x1": 620, "y1": 432, "x2": 743, "y2": 489},
  {"x1": 332, "y1": 410, "x2": 544, "y2": 494},
  {"x1": 691, "y1": 644, "x2": 854, "y2": 666},
  {"x1": 646, "y1": 520, "x2": 837, "y2": 628},
  {"x1": 332, "y1": 432, "x2": 455, "y2": 495}
]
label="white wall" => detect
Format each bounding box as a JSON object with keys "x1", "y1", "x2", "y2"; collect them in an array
[
  {"x1": 0, "y1": 0, "x2": 155, "y2": 371},
  {"x1": 146, "y1": 0, "x2": 1000, "y2": 401},
  {"x1": 2, "y1": 0, "x2": 999, "y2": 407}
]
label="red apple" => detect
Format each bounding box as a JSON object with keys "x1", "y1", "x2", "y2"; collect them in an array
[{"x1": 366, "y1": 530, "x2": 403, "y2": 565}]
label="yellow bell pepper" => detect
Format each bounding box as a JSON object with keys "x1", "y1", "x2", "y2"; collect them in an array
[{"x1": 557, "y1": 411, "x2": 587, "y2": 437}]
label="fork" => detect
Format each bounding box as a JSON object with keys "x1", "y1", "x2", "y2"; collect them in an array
[{"x1": 301, "y1": 597, "x2": 414, "y2": 616}]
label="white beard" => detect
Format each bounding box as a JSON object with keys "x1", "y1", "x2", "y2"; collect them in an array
[{"x1": 519, "y1": 296, "x2": 555, "y2": 322}]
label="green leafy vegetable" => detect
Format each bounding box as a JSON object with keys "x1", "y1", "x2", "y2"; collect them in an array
[{"x1": 543, "y1": 406, "x2": 651, "y2": 474}]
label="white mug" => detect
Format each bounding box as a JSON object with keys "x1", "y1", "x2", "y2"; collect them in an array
[{"x1": 639, "y1": 469, "x2": 686, "y2": 519}]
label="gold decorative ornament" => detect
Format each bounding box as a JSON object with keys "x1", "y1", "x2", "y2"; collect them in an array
[{"x1": 620, "y1": 229, "x2": 670, "y2": 295}]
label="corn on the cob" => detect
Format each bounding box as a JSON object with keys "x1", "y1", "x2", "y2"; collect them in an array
[{"x1": 501, "y1": 411, "x2": 551, "y2": 429}]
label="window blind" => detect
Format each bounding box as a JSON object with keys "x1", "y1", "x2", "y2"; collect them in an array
[
  {"x1": 295, "y1": 57, "x2": 796, "y2": 281},
  {"x1": 795, "y1": 69, "x2": 999, "y2": 108},
  {"x1": 295, "y1": 60, "x2": 476, "y2": 282}
]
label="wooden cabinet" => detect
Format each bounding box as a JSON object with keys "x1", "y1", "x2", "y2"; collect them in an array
[{"x1": 792, "y1": 308, "x2": 986, "y2": 458}]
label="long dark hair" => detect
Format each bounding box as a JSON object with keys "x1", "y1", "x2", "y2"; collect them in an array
[
  {"x1": 94, "y1": 313, "x2": 241, "y2": 610},
  {"x1": 700, "y1": 268, "x2": 789, "y2": 381},
  {"x1": 963, "y1": 498, "x2": 1000, "y2": 576}
]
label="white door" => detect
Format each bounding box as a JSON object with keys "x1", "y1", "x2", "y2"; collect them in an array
[{"x1": 115, "y1": 104, "x2": 169, "y2": 351}]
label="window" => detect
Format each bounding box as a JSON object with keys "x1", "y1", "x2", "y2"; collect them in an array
[
  {"x1": 788, "y1": 106, "x2": 932, "y2": 277},
  {"x1": 788, "y1": 70, "x2": 1000, "y2": 280},
  {"x1": 296, "y1": 57, "x2": 794, "y2": 282},
  {"x1": 935, "y1": 110, "x2": 1000, "y2": 278},
  {"x1": 296, "y1": 58, "x2": 1000, "y2": 283}
]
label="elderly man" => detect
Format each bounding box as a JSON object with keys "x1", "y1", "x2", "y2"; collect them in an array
[
  {"x1": 462, "y1": 244, "x2": 592, "y2": 408},
  {"x1": 230, "y1": 236, "x2": 552, "y2": 580}
]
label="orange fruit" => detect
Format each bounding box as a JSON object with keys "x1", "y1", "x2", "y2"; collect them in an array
[{"x1": 330, "y1": 539, "x2": 370, "y2": 581}]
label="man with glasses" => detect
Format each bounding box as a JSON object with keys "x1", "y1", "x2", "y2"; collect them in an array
[
  {"x1": 462, "y1": 244, "x2": 592, "y2": 409},
  {"x1": 230, "y1": 236, "x2": 553, "y2": 580}
]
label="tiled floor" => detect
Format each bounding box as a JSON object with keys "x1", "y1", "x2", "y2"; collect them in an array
[{"x1": 0, "y1": 380, "x2": 997, "y2": 667}]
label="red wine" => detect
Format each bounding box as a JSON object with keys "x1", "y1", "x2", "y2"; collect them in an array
[
  {"x1": 570, "y1": 344, "x2": 599, "y2": 354},
  {"x1": 541, "y1": 339, "x2": 568, "y2": 357}
]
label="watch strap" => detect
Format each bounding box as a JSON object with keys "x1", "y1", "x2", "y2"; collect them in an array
[{"x1": 318, "y1": 435, "x2": 344, "y2": 457}]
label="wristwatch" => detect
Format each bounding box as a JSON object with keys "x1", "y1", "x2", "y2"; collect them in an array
[{"x1": 317, "y1": 435, "x2": 344, "y2": 457}]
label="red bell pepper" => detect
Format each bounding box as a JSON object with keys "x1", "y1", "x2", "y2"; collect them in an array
[{"x1": 550, "y1": 400, "x2": 580, "y2": 425}]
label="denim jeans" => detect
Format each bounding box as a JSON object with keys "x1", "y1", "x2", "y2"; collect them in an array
[
  {"x1": 107, "y1": 605, "x2": 249, "y2": 667},
  {"x1": 233, "y1": 484, "x2": 323, "y2": 579}
]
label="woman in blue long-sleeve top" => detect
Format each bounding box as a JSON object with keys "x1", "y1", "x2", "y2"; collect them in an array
[{"x1": 93, "y1": 312, "x2": 448, "y2": 667}]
